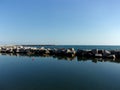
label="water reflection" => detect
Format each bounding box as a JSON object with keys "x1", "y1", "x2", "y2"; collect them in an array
[
  {"x1": 53, "y1": 55, "x2": 76, "y2": 61},
  {"x1": 77, "y1": 57, "x2": 116, "y2": 63},
  {"x1": 0, "y1": 53, "x2": 120, "y2": 63}
]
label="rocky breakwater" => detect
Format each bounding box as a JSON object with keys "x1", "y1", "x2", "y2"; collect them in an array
[
  {"x1": 76, "y1": 49, "x2": 116, "y2": 59},
  {"x1": 0, "y1": 46, "x2": 120, "y2": 60}
]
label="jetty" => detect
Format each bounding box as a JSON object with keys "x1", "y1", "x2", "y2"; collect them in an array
[{"x1": 0, "y1": 45, "x2": 120, "y2": 60}]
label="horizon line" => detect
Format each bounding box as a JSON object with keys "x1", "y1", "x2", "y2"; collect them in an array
[{"x1": 1, "y1": 44, "x2": 120, "y2": 46}]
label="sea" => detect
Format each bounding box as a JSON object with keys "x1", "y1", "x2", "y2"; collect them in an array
[
  {"x1": 24, "y1": 45, "x2": 120, "y2": 50},
  {"x1": 0, "y1": 45, "x2": 120, "y2": 90}
]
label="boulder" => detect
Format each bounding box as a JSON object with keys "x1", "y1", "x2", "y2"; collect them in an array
[
  {"x1": 106, "y1": 55, "x2": 116, "y2": 59},
  {"x1": 104, "y1": 50, "x2": 111, "y2": 54},
  {"x1": 44, "y1": 49, "x2": 50, "y2": 54},
  {"x1": 76, "y1": 49, "x2": 93, "y2": 57},
  {"x1": 39, "y1": 49, "x2": 50, "y2": 55},
  {"x1": 9, "y1": 48, "x2": 13, "y2": 53},
  {"x1": 69, "y1": 48, "x2": 75, "y2": 51},
  {"x1": 16, "y1": 48, "x2": 25, "y2": 53},
  {"x1": 92, "y1": 49, "x2": 98, "y2": 54},
  {"x1": 55, "y1": 48, "x2": 66, "y2": 56},
  {"x1": 103, "y1": 50, "x2": 111, "y2": 57},
  {"x1": 0, "y1": 49, "x2": 7, "y2": 53},
  {"x1": 65, "y1": 49, "x2": 76, "y2": 57},
  {"x1": 111, "y1": 50, "x2": 120, "y2": 58},
  {"x1": 67, "y1": 48, "x2": 76, "y2": 53},
  {"x1": 6, "y1": 48, "x2": 13, "y2": 53},
  {"x1": 40, "y1": 47, "x2": 45, "y2": 50},
  {"x1": 76, "y1": 49, "x2": 84, "y2": 56},
  {"x1": 95, "y1": 54, "x2": 102, "y2": 58},
  {"x1": 98, "y1": 50, "x2": 104, "y2": 54}
]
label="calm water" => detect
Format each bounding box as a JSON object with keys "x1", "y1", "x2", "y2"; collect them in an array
[
  {"x1": 33, "y1": 45, "x2": 120, "y2": 50},
  {"x1": 1, "y1": 45, "x2": 120, "y2": 90}
]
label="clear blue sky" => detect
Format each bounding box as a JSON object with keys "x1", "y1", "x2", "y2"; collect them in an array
[{"x1": 0, "y1": 0, "x2": 120, "y2": 45}]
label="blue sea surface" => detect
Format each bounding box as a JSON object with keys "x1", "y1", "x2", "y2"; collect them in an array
[
  {"x1": 34, "y1": 45, "x2": 120, "y2": 50},
  {"x1": 0, "y1": 45, "x2": 120, "y2": 90}
]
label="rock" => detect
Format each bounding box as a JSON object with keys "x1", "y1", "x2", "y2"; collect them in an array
[
  {"x1": 16, "y1": 48, "x2": 25, "y2": 53},
  {"x1": 47, "y1": 48, "x2": 53, "y2": 55},
  {"x1": 47, "y1": 48, "x2": 51, "y2": 51},
  {"x1": 69, "y1": 48, "x2": 75, "y2": 51},
  {"x1": 103, "y1": 50, "x2": 111, "y2": 57},
  {"x1": 76, "y1": 49, "x2": 84, "y2": 56},
  {"x1": 9, "y1": 48, "x2": 13, "y2": 53},
  {"x1": 92, "y1": 49, "x2": 98, "y2": 54},
  {"x1": 104, "y1": 50, "x2": 111, "y2": 54},
  {"x1": 44, "y1": 49, "x2": 50, "y2": 54},
  {"x1": 95, "y1": 54, "x2": 102, "y2": 58},
  {"x1": 111, "y1": 50, "x2": 120, "y2": 58},
  {"x1": 33, "y1": 49, "x2": 39, "y2": 55},
  {"x1": 39, "y1": 49, "x2": 49, "y2": 55},
  {"x1": 0, "y1": 49, "x2": 7, "y2": 53},
  {"x1": 67, "y1": 48, "x2": 76, "y2": 53},
  {"x1": 65, "y1": 48, "x2": 76, "y2": 57},
  {"x1": 76, "y1": 49, "x2": 93, "y2": 57},
  {"x1": 6, "y1": 48, "x2": 13, "y2": 53},
  {"x1": 40, "y1": 47, "x2": 45, "y2": 50},
  {"x1": 106, "y1": 55, "x2": 116, "y2": 59},
  {"x1": 85, "y1": 50, "x2": 94, "y2": 57},
  {"x1": 48, "y1": 48, "x2": 57, "y2": 55},
  {"x1": 83, "y1": 50, "x2": 92, "y2": 57},
  {"x1": 25, "y1": 48, "x2": 31, "y2": 53},
  {"x1": 98, "y1": 50, "x2": 104, "y2": 54},
  {"x1": 55, "y1": 48, "x2": 66, "y2": 56}
]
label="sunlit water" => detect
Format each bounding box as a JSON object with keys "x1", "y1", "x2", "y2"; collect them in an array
[{"x1": 0, "y1": 54, "x2": 120, "y2": 90}]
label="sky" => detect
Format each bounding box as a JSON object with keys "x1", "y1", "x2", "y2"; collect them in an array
[{"x1": 0, "y1": 0, "x2": 120, "y2": 45}]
